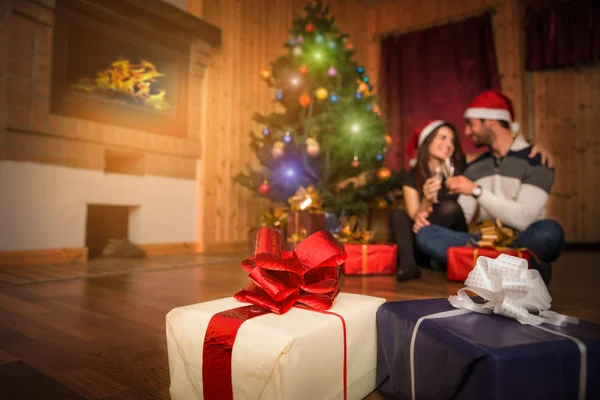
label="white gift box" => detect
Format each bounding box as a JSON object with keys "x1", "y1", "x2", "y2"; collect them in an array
[{"x1": 166, "y1": 292, "x2": 386, "y2": 400}]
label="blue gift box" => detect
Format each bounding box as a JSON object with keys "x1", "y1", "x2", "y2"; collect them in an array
[{"x1": 376, "y1": 298, "x2": 600, "y2": 400}]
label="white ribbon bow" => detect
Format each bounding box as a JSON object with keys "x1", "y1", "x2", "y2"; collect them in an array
[{"x1": 448, "y1": 254, "x2": 579, "y2": 326}]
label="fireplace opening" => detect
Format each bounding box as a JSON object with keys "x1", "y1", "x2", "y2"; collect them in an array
[{"x1": 85, "y1": 204, "x2": 136, "y2": 259}]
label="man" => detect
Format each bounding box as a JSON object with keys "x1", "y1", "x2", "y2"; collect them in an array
[{"x1": 414, "y1": 90, "x2": 564, "y2": 283}]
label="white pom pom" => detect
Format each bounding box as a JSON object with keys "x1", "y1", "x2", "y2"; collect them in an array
[
  {"x1": 408, "y1": 158, "x2": 417, "y2": 168},
  {"x1": 511, "y1": 122, "x2": 520, "y2": 133}
]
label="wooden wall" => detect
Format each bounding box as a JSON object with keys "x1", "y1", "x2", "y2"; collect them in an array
[
  {"x1": 532, "y1": 65, "x2": 600, "y2": 243},
  {"x1": 191, "y1": 0, "x2": 307, "y2": 250},
  {"x1": 192, "y1": 0, "x2": 599, "y2": 246}
]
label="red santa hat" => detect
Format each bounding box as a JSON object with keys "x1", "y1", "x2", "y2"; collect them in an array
[
  {"x1": 463, "y1": 90, "x2": 520, "y2": 133},
  {"x1": 406, "y1": 120, "x2": 445, "y2": 167}
]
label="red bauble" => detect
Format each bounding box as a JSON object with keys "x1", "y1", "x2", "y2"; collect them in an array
[
  {"x1": 298, "y1": 65, "x2": 308, "y2": 75},
  {"x1": 305, "y1": 23, "x2": 315, "y2": 32},
  {"x1": 258, "y1": 181, "x2": 270, "y2": 194}
]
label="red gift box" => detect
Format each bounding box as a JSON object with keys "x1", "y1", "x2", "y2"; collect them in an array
[
  {"x1": 342, "y1": 244, "x2": 397, "y2": 275},
  {"x1": 446, "y1": 246, "x2": 532, "y2": 282}
]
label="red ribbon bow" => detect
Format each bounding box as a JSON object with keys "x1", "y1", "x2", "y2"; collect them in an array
[{"x1": 234, "y1": 227, "x2": 348, "y2": 314}]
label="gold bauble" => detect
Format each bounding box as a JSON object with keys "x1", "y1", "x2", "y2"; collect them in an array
[
  {"x1": 384, "y1": 134, "x2": 392, "y2": 146},
  {"x1": 260, "y1": 69, "x2": 271, "y2": 80},
  {"x1": 315, "y1": 88, "x2": 328, "y2": 100},
  {"x1": 377, "y1": 166, "x2": 392, "y2": 181},
  {"x1": 305, "y1": 137, "x2": 320, "y2": 156}
]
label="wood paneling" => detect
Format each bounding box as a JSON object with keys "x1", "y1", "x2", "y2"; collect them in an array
[
  {"x1": 192, "y1": 0, "x2": 529, "y2": 248},
  {"x1": 194, "y1": 0, "x2": 305, "y2": 248},
  {"x1": 0, "y1": 247, "x2": 88, "y2": 268},
  {"x1": 532, "y1": 65, "x2": 600, "y2": 243},
  {"x1": 193, "y1": 0, "x2": 597, "y2": 245}
]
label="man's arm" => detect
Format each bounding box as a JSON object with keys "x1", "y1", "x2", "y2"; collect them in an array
[
  {"x1": 477, "y1": 185, "x2": 549, "y2": 231},
  {"x1": 458, "y1": 194, "x2": 477, "y2": 225},
  {"x1": 447, "y1": 159, "x2": 554, "y2": 231}
]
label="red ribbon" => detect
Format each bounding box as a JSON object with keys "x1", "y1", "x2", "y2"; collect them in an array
[
  {"x1": 234, "y1": 227, "x2": 347, "y2": 314},
  {"x1": 202, "y1": 228, "x2": 348, "y2": 400}
]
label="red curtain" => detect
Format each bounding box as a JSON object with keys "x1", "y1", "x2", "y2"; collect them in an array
[
  {"x1": 525, "y1": 0, "x2": 600, "y2": 71},
  {"x1": 379, "y1": 13, "x2": 500, "y2": 171}
]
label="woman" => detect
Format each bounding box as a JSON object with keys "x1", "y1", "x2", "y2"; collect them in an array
[{"x1": 391, "y1": 120, "x2": 468, "y2": 282}]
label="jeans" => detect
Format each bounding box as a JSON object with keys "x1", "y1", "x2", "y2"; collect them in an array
[{"x1": 415, "y1": 219, "x2": 565, "y2": 283}]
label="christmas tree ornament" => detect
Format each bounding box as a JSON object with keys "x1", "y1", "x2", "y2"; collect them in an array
[
  {"x1": 362, "y1": 76, "x2": 369, "y2": 83},
  {"x1": 373, "y1": 104, "x2": 382, "y2": 115},
  {"x1": 260, "y1": 69, "x2": 271, "y2": 80},
  {"x1": 299, "y1": 93, "x2": 311, "y2": 107},
  {"x1": 358, "y1": 81, "x2": 369, "y2": 94},
  {"x1": 305, "y1": 137, "x2": 320, "y2": 156},
  {"x1": 384, "y1": 134, "x2": 392, "y2": 146},
  {"x1": 375, "y1": 197, "x2": 388, "y2": 209},
  {"x1": 258, "y1": 180, "x2": 270, "y2": 194},
  {"x1": 233, "y1": 3, "x2": 395, "y2": 216},
  {"x1": 315, "y1": 87, "x2": 328, "y2": 100},
  {"x1": 377, "y1": 166, "x2": 392, "y2": 181},
  {"x1": 272, "y1": 141, "x2": 285, "y2": 158}
]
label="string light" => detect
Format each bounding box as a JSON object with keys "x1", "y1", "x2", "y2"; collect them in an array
[
  {"x1": 315, "y1": 34, "x2": 324, "y2": 44},
  {"x1": 314, "y1": 51, "x2": 323, "y2": 60},
  {"x1": 283, "y1": 131, "x2": 292, "y2": 143},
  {"x1": 351, "y1": 124, "x2": 360, "y2": 133},
  {"x1": 286, "y1": 168, "x2": 295, "y2": 177},
  {"x1": 290, "y1": 77, "x2": 300, "y2": 86}
]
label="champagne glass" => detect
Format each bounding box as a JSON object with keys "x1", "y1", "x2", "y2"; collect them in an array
[
  {"x1": 432, "y1": 166, "x2": 442, "y2": 203},
  {"x1": 443, "y1": 158, "x2": 455, "y2": 179},
  {"x1": 443, "y1": 158, "x2": 456, "y2": 194}
]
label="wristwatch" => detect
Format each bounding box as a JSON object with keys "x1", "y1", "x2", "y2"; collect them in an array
[{"x1": 472, "y1": 185, "x2": 482, "y2": 198}]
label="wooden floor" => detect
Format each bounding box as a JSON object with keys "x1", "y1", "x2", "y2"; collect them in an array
[{"x1": 0, "y1": 249, "x2": 599, "y2": 400}]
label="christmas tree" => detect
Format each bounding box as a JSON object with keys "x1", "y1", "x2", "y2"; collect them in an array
[{"x1": 233, "y1": 1, "x2": 404, "y2": 215}]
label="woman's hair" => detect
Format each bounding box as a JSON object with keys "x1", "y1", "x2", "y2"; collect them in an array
[{"x1": 413, "y1": 122, "x2": 466, "y2": 197}]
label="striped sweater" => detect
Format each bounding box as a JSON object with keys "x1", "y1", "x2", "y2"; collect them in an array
[{"x1": 458, "y1": 134, "x2": 554, "y2": 231}]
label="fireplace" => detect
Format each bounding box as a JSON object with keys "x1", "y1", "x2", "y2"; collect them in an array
[
  {"x1": 0, "y1": 0, "x2": 220, "y2": 264},
  {"x1": 50, "y1": 0, "x2": 208, "y2": 137}
]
